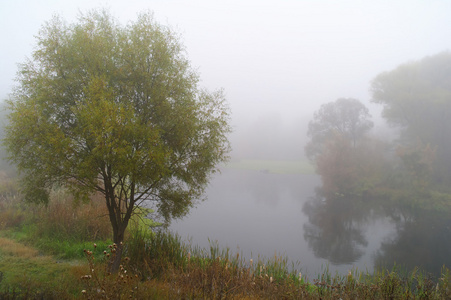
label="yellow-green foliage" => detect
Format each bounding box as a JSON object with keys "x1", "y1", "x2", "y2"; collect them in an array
[
  {"x1": 128, "y1": 206, "x2": 160, "y2": 233},
  {"x1": 4, "y1": 10, "x2": 232, "y2": 251}
]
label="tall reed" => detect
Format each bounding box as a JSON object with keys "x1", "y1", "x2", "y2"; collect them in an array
[{"x1": 123, "y1": 226, "x2": 451, "y2": 299}]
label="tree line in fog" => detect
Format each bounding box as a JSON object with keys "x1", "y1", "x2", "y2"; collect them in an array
[{"x1": 306, "y1": 51, "x2": 451, "y2": 209}]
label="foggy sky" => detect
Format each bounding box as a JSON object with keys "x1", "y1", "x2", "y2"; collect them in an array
[{"x1": 1, "y1": 0, "x2": 451, "y2": 159}]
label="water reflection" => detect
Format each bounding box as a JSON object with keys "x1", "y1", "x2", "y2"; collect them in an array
[
  {"x1": 374, "y1": 210, "x2": 451, "y2": 277},
  {"x1": 302, "y1": 187, "x2": 451, "y2": 277},
  {"x1": 170, "y1": 168, "x2": 451, "y2": 277},
  {"x1": 303, "y1": 192, "x2": 369, "y2": 264}
]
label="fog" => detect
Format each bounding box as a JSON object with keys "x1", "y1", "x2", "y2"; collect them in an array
[{"x1": 2, "y1": 0, "x2": 451, "y2": 160}]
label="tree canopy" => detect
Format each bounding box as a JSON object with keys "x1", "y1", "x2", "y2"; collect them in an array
[
  {"x1": 305, "y1": 98, "x2": 373, "y2": 161},
  {"x1": 371, "y1": 51, "x2": 451, "y2": 183},
  {"x1": 4, "y1": 9, "x2": 231, "y2": 270}
]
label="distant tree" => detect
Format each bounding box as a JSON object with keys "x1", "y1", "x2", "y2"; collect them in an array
[
  {"x1": 0, "y1": 104, "x2": 16, "y2": 177},
  {"x1": 371, "y1": 51, "x2": 451, "y2": 183},
  {"x1": 305, "y1": 98, "x2": 373, "y2": 161},
  {"x1": 3, "y1": 10, "x2": 231, "y2": 271},
  {"x1": 316, "y1": 132, "x2": 392, "y2": 197},
  {"x1": 315, "y1": 133, "x2": 358, "y2": 194}
]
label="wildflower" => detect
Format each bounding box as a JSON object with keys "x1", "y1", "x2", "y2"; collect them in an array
[
  {"x1": 93, "y1": 243, "x2": 97, "y2": 248},
  {"x1": 250, "y1": 258, "x2": 253, "y2": 265},
  {"x1": 299, "y1": 272, "x2": 302, "y2": 282}
]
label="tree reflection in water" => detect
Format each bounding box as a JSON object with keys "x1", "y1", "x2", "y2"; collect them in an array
[
  {"x1": 374, "y1": 210, "x2": 451, "y2": 277},
  {"x1": 302, "y1": 188, "x2": 372, "y2": 264},
  {"x1": 302, "y1": 187, "x2": 451, "y2": 277}
]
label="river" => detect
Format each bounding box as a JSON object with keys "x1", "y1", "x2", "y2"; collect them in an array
[{"x1": 169, "y1": 168, "x2": 451, "y2": 278}]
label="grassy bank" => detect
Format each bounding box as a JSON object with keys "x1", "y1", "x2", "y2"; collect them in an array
[
  {"x1": 1, "y1": 178, "x2": 451, "y2": 298},
  {"x1": 225, "y1": 159, "x2": 315, "y2": 174},
  {"x1": 2, "y1": 229, "x2": 451, "y2": 299},
  {"x1": 0, "y1": 236, "x2": 85, "y2": 298}
]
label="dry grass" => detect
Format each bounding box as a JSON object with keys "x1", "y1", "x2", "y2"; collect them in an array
[
  {"x1": 2, "y1": 229, "x2": 451, "y2": 299},
  {"x1": 0, "y1": 178, "x2": 24, "y2": 230},
  {"x1": 0, "y1": 237, "x2": 39, "y2": 258},
  {"x1": 120, "y1": 230, "x2": 451, "y2": 299},
  {"x1": 33, "y1": 189, "x2": 112, "y2": 242},
  {"x1": 0, "y1": 181, "x2": 112, "y2": 242}
]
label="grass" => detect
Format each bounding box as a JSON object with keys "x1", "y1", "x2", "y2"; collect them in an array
[
  {"x1": 2, "y1": 176, "x2": 451, "y2": 298},
  {"x1": 0, "y1": 236, "x2": 83, "y2": 298},
  {"x1": 0, "y1": 236, "x2": 40, "y2": 258},
  {"x1": 0, "y1": 185, "x2": 114, "y2": 260},
  {"x1": 107, "y1": 230, "x2": 451, "y2": 299},
  {"x1": 2, "y1": 227, "x2": 451, "y2": 299},
  {"x1": 225, "y1": 159, "x2": 315, "y2": 174}
]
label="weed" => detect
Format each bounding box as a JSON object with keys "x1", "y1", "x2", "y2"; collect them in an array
[{"x1": 80, "y1": 243, "x2": 141, "y2": 299}]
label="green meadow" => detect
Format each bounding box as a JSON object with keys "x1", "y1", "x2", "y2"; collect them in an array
[{"x1": 224, "y1": 159, "x2": 315, "y2": 174}]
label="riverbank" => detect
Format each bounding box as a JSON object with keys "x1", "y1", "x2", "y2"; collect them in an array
[
  {"x1": 224, "y1": 159, "x2": 315, "y2": 174},
  {"x1": 1, "y1": 174, "x2": 451, "y2": 298},
  {"x1": 2, "y1": 227, "x2": 451, "y2": 299}
]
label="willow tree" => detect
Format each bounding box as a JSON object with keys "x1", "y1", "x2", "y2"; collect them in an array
[{"x1": 4, "y1": 10, "x2": 231, "y2": 270}]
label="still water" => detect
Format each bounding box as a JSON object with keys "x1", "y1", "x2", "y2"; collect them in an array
[{"x1": 169, "y1": 168, "x2": 451, "y2": 278}]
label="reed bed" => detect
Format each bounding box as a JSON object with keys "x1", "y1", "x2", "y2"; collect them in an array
[{"x1": 120, "y1": 228, "x2": 451, "y2": 299}]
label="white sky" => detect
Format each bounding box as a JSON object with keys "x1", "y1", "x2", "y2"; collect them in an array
[{"x1": 1, "y1": 0, "x2": 451, "y2": 158}]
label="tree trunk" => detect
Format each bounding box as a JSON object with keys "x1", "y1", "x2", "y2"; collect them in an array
[
  {"x1": 110, "y1": 226, "x2": 126, "y2": 273},
  {"x1": 103, "y1": 168, "x2": 134, "y2": 273}
]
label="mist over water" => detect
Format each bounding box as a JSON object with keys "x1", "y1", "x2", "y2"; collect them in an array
[
  {"x1": 169, "y1": 168, "x2": 446, "y2": 278},
  {"x1": 1, "y1": 0, "x2": 451, "y2": 280}
]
